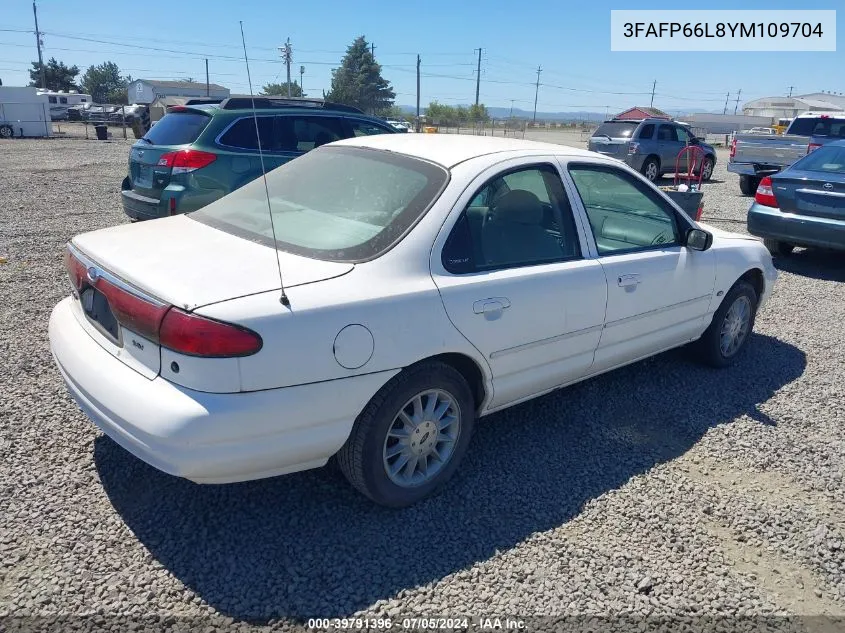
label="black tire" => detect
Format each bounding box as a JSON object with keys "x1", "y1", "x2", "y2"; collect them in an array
[
  {"x1": 700, "y1": 156, "x2": 715, "y2": 181},
  {"x1": 739, "y1": 175, "x2": 759, "y2": 196},
  {"x1": 337, "y1": 361, "x2": 475, "y2": 507},
  {"x1": 693, "y1": 280, "x2": 758, "y2": 368},
  {"x1": 763, "y1": 238, "x2": 794, "y2": 257},
  {"x1": 0, "y1": 124, "x2": 13, "y2": 139},
  {"x1": 641, "y1": 156, "x2": 660, "y2": 182}
]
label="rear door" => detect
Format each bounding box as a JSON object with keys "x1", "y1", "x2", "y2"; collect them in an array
[
  {"x1": 657, "y1": 124, "x2": 684, "y2": 173},
  {"x1": 431, "y1": 158, "x2": 607, "y2": 409},
  {"x1": 129, "y1": 109, "x2": 213, "y2": 198}
]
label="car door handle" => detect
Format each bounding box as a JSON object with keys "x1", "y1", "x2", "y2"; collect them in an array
[
  {"x1": 617, "y1": 274, "x2": 641, "y2": 288},
  {"x1": 473, "y1": 297, "x2": 511, "y2": 314}
]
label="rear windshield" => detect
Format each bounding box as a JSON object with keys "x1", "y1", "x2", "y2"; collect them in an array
[
  {"x1": 793, "y1": 144, "x2": 845, "y2": 174},
  {"x1": 787, "y1": 117, "x2": 845, "y2": 138},
  {"x1": 593, "y1": 121, "x2": 639, "y2": 139},
  {"x1": 190, "y1": 146, "x2": 449, "y2": 262},
  {"x1": 142, "y1": 111, "x2": 211, "y2": 145}
]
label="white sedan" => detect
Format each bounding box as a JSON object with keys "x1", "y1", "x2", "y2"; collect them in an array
[{"x1": 49, "y1": 134, "x2": 777, "y2": 507}]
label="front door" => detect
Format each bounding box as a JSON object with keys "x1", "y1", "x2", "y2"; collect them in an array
[
  {"x1": 565, "y1": 163, "x2": 716, "y2": 373},
  {"x1": 431, "y1": 160, "x2": 607, "y2": 409}
]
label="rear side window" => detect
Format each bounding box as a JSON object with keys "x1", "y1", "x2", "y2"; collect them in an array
[
  {"x1": 657, "y1": 125, "x2": 676, "y2": 141},
  {"x1": 788, "y1": 117, "x2": 845, "y2": 137},
  {"x1": 292, "y1": 116, "x2": 346, "y2": 151},
  {"x1": 218, "y1": 117, "x2": 276, "y2": 150},
  {"x1": 638, "y1": 124, "x2": 655, "y2": 139},
  {"x1": 350, "y1": 120, "x2": 393, "y2": 136},
  {"x1": 593, "y1": 121, "x2": 638, "y2": 139},
  {"x1": 144, "y1": 112, "x2": 211, "y2": 145}
]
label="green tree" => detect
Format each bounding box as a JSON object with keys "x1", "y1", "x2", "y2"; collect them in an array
[
  {"x1": 326, "y1": 36, "x2": 395, "y2": 114},
  {"x1": 28, "y1": 57, "x2": 79, "y2": 91},
  {"x1": 468, "y1": 104, "x2": 489, "y2": 122},
  {"x1": 261, "y1": 81, "x2": 303, "y2": 97},
  {"x1": 379, "y1": 105, "x2": 406, "y2": 119},
  {"x1": 425, "y1": 101, "x2": 456, "y2": 125},
  {"x1": 80, "y1": 62, "x2": 129, "y2": 103}
]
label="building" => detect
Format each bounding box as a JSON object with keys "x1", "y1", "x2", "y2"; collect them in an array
[
  {"x1": 128, "y1": 79, "x2": 230, "y2": 105},
  {"x1": 684, "y1": 113, "x2": 774, "y2": 135},
  {"x1": 741, "y1": 94, "x2": 844, "y2": 119},
  {"x1": 613, "y1": 106, "x2": 671, "y2": 121}
]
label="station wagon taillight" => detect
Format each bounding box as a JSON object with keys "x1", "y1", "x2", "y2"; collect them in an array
[
  {"x1": 157, "y1": 149, "x2": 217, "y2": 174},
  {"x1": 754, "y1": 177, "x2": 778, "y2": 208},
  {"x1": 65, "y1": 245, "x2": 262, "y2": 358}
]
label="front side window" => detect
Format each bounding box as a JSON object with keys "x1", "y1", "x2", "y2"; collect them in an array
[
  {"x1": 191, "y1": 146, "x2": 448, "y2": 262},
  {"x1": 568, "y1": 165, "x2": 680, "y2": 255},
  {"x1": 675, "y1": 126, "x2": 691, "y2": 143},
  {"x1": 442, "y1": 165, "x2": 581, "y2": 273},
  {"x1": 291, "y1": 116, "x2": 346, "y2": 151}
]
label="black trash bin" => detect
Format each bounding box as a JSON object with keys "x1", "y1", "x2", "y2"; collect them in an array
[{"x1": 94, "y1": 124, "x2": 108, "y2": 140}]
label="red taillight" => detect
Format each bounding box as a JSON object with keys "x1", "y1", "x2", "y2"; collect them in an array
[
  {"x1": 628, "y1": 141, "x2": 639, "y2": 155},
  {"x1": 65, "y1": 245, "x2": 260, "y2": 358},
  {"x1": 157, "y1": 149, "x2": 217, "y2": 174},
  {"x1": 159, "y1": 308, "x2": 263, "y2": 358},
  {"x1": 730, "y1": 138, "x2": 737, "y2": 158},
  {"x1": 807, "y1": 143, "x2": 822, "y2": 154},
  {"x1": 754, "y1": 176, "x2": 778, "y2": 207}
]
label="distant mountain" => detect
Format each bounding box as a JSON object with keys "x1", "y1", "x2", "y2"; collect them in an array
[{"x1": 397, "y1": 104, "x2": 727, "y2": 121}]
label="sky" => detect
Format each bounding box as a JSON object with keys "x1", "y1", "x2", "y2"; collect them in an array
[{"x1": 1, "y1": 0, "x2": 842, "y2": 115}]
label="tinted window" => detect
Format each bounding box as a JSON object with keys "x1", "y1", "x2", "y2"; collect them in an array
[
  {"x1": 442, "y1": 165, "x2": 581, "y2": 273},
  {"x1": 657, "y1": 125, "x2": 676, "y2": 141},
  {"x1": 792, "y1": 144, "x2": 845, "y2": 174},
  {"x1": 638, "y1": 124, "x2": 655, "y2": 139},
  {"x1": 292, "y1": 116, "x2": 346, "y2": 151},
  {"x1": 569, "y1": 165, "x2": 679, "y2": 255},
  {"x1": 593, "y1": 121, "x2": 638, "y2": 139},
  {"x1": 218, "y1": 116, "x2": 276, "y2": 150},
  {"x1": 48, "y1": 96, "x2": 57, "y2": 104},
  {"x1": 144, "y1": 112, "x2": 211, "y2": 145},
  {"x1": 787, "y1": 117, "x2": 845, "y2": 137},
  {"x1": 350, "y1": 120, "x2": 393, "y2": 136},
  {"x1": 59, "y1": 97, "x2": 68, "y2": 104},
  {"x1": 191, "y1": 146, "x2": 449, "y2": 262}
]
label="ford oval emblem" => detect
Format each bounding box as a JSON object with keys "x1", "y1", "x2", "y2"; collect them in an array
[{"x1": 86, "y1": 266, "x2": 99, "y2": 283}]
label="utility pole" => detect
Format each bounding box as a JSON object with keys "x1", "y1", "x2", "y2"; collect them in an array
[
  {"x1": 416, "y1": 54, "x2": 421, "y2": 132},
  {"x1": 650, "y1": 80, "x2": 656, "y2": 108},
  {"x1": 788, "y1": 85, "x2": 794, "y2": 97},
  {"x1": 371, "y1": 43, "x2": 376, "y2": 57},
  {"x1": 509, "y1": 99, "x2": 515, "y2": 118},
  {"x1": 205, "y1": 59, "x2": 209, "y2": 96},
  {"x1": 300, "y1": 65, "x2": 305, "y2": 97},
  {"x1": 279, "y1": 39, "x2": 292, "y2": 97},
  {"x1": 474, "y1": 48, "x2": 482, "y2": 107},
  {"x1": 733, "y1": 88, "x2": 742, "y2": 115},
  {"x1": 33, "y1": 2, "x2": 46, "y2": 89},
  {"x1": 533, "y1": 65, "x2": 542, "y2": 123},
  {"x1": 723, "y1": 91, "x2": 730, "y2": 115}
]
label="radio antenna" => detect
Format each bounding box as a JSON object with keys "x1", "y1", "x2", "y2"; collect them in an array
[{"x1": 239, "y1": 21, "x2": 290, "y2": 307}]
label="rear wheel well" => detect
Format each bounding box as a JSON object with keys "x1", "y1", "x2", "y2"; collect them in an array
[
  {"x1": 413, "y1": 353, "x2": 486, "y2": 411},
  {"x1": 738, "y1": 268, "x2": 764, "y2": 300}
]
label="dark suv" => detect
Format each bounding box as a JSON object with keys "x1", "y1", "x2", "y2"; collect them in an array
[{"x1": 121, "y1": 97, "x2": 397, "y2": 220}]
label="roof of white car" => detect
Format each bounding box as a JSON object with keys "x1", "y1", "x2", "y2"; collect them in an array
[{"x1": 331, "y1": 133, "x2": 597, "y2": 168}]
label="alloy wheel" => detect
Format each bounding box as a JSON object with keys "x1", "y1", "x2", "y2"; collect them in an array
[{"x1": 720, "y1": 295, "x2": 752, "y2": 357}]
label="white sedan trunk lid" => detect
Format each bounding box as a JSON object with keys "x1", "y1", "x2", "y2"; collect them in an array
[{"x1": 72, "y1": 215, "x2": 354, "y2": 311}]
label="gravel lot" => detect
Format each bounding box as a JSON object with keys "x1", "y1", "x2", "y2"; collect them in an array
[{"x1": 1, "y1": 133, "x2": 844, "y2": 632}]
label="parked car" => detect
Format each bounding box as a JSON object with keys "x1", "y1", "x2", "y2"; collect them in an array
[
  {"x1": 120, "y1": 97, "x2": 397, "y2": 220},
  {"x1": 729, "y1": 111, "x2": 845, "y2": 195},
  {"x1": 385, "y1": 119, "x2": 410, "y2": 132},
  {"x1": 50, "y1": 135, "x2": 777, "y2": 507},
  {"x1": 747, "y1": 139, "x2": 845, "y2": 255},
  {"x1": 588, "y1": 118, "x2": 716, "y2": 182}
]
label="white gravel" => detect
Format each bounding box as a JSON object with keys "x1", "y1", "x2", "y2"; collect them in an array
[{"x1": 1, "y1": 135, "x2": 844, "y2": 632}]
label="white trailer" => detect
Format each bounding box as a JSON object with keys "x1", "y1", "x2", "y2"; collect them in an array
[
  {"x1": 0, "y1": 87, "x2": 51, "y2": 138},
  {"x1": 36, "y1": 89, "x2": 92, "y2": 120}
]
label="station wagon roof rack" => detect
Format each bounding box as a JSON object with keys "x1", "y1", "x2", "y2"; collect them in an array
[{"x1": 218, "y1": 96, "x2": 363, "y2": 114}]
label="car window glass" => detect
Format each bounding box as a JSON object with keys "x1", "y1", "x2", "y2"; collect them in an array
[
  {"x1": 675, "y1": 126, "x2": 690, "y2": 143},
  {"x1": 794, "y1": 144, "x2": 845, "y2": 173},
  {"x1": 292, "y1": 116, "x2": 346, "y2": 151},
  {"x1": 788, "y1": 117, "x2": 845, "y2": 136},
  {"x1": 145, "y1": 111, "x2": 212, "y2": 145},
  {"x1": 638, "y1": 124, "x2": 655, "y2": 140},
  {"x1": 593, "y1": 121, "x2": 638, "y2": 138},
  {"x1": 657, "y1": 125, "x2": 675, "y2": 142},
  {"x1": 568, "y1": 165, "x2": 680, "y2": 255},
  {"x1": 442, "y1": 165, "x2": 581, "y2": 273},
  {"x1": 350, "y1": 120, "x2": 392, "y2": 136},
  {"x1": 218, "y1": 117, "x2": 275, "y2": 151}
]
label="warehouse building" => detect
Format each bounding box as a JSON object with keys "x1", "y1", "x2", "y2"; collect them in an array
[
  {"x1": 741, "y1": 93, "x2": 844, "y2": 118},
  {"x1": 128, "y1": 79, "x2": 230, "y2": 105}
]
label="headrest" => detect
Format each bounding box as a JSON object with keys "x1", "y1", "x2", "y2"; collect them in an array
[{"x1": 492, "y1": 189, "x2": 544, "y2": 225}]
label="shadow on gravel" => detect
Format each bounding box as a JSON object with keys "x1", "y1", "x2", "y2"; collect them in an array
[
  {"x1": 95, "y1": 333, "x2": 805, "y2": 622},
  {"x1": 773, "y1": 249, "x2": 845, "y2": 282}
]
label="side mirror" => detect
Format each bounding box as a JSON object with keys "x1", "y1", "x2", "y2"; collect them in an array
[
  {"x1": 689, "y1": 136, "x2": 700, "y2": 144},
  {"x1": 686, "y1": 228, "x2": 713, "y2": 251}
]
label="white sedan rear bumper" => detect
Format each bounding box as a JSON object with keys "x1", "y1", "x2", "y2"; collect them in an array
[{"x1": 49, "y1": 297, "x2": 396, "y2": 484}]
